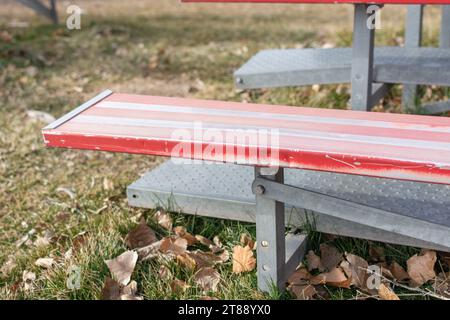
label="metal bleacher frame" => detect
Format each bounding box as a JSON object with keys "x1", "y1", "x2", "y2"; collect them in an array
[{"x1": 234, "y1": 5, "x2": 450, "y2": 114}]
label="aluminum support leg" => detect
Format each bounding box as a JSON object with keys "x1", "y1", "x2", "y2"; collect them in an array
[
  {"x1": 440, "y1": 6, "x2": 450, "y2": 48},
  {"x1": 350, "y1": 4, "x2": 376, "y2": 111},
  {"x1": 403, "y1": 5, "x2": 424, "y2": 111},
  {"x1": 254, "y1": 167, "x2": 307, "y2": 293}
]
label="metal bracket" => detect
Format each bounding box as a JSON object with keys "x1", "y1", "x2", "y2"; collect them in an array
[
  {"x1": 17, "y1": 0, "x2": 58, "y2": 24},
  {"x1": 252, "y1": 176, "x2": 450, "y2": 252},
  {"x1": 254, "y1": 167, "x2": 308, "y2": 292}
]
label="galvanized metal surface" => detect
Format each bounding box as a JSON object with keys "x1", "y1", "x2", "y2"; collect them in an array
[
  {"x1": 127, "y1": 161, "x2": 450, "y2": 251},
  {"x1": 42, "y1": 92, "x2": 450, "y2": 184},
  {"x1": 350, "y1": 4, "x2": 376, "y2": 111},
  {"x1": 402, "y1": 5, "x2": 424, "y2": 110},
  {"x1": 255, "y1": 167, "x2": 286, "y2": 291},
  {"x1": 234, "y1": 47, "x2": 450, "y2": 89}
]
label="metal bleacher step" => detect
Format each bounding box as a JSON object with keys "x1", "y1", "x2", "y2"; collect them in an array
[
  {"x1": 234, "y1": 46, "x2": 450, "y2": 89},
  {"x1": 127, "y1": 161, "x2": 450, "y2": 251}
]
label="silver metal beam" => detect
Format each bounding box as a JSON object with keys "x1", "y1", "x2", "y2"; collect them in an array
[
  {"x1": 252, "y1": 177, "x2": 450, "y2": 251},
  {"x1": 350, "y1": 4, "x2": 376, "y2": 111}
]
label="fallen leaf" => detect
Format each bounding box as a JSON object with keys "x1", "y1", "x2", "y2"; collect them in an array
[
  {"x1": 173, "y1": 226, "x2": 197, "y2": 246},
  {"x1": 240, "y1": 233, "x2": 255, "y2": 250},
  {"x1": 120, "y1": 280, "x2": 143, "y2": 300},
  {"x1": 310, "y1": 267, "x2": 351, "y2": 288},
  {"x1": 125, "y1": 218, "x2": 157, "y2": 249},
  {"x1": 170, "y1": 278, "x2": 190, "y2": 294},
  {"x1": 194, "y1": 267, "x2": 221, "y2": 293},
  {"x1": 105, "y1": 250, "x2": 138, "y2": 286},
  {"x1": 137, "y1": 239, "x2": 164, "y2": 261},
  {"x1": 407, "y1": 250, "x2": 437, "y2": 287},
  {"x1": 343, "y1": 253, "x2": 369, "y2": 289},
  {"x1": 290, "y1": 284, "x2": 317, "y2": 300},
  {"x1": 389, "y1": 261, "x2": 409, "y2": 282},
  {"x1": 232, "y1": 245, "x2": 256, "y2": 273},
  {"x1": 101, "y1": 277, "x2": 121, "y2": 300},
  {"x1": 101, "y1": 278, "x2": 143, "y2": 300},
  {"x1": 195, "y1": 235, "x2": 214, "y2": 248},
  {"x1": 22, "y1": 270, "x2": 36, "y2": 292},
  {"x1": 35, "y1": 257, "x2": 55, "y2": 269},
  {"x1": 287, "y1": 267, "x2": 311, "y2": 286},
  {"x1": 158, "y1": 265, "x2": 173, "y2": 281},
  {"x1": 320, "y1": 243, "x2": 343, "y2": 271},
  {"x1": 368, "y1": 246, "x2": 386, "y2": 262},
  {"x1": 154, "y1": 210, "x2": 172, "y2": 230},
  {"x1": 177, "y1": 253, "x2": 197, "y2": 270},
  {"x1": 1, "y1": 256, "x2": 17, "y2": 276},
  {"x1": 306, "y1": 250, "x2": 325, "y2": 272},
  {"x1": 378, "y1": 283, "x2": 400, "y2": 300},
  {"x1": 160, "y1": 237, "x2": 188, "y2": 255},
  {"x1": 218, "y1": 250, "x2": 230, "y2": 263}
]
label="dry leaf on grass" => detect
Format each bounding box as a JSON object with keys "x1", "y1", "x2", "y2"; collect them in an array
[
  {"x1": 368, "y1": 246, "x2": 385, "y2": 262},
  {"x1": 154, "y1": 210, "x2": 172, "y2": 230},
  {"x1": 389, "y1": 261, "x2": 409, "y2": 282},
  {"x1": 101, "y1": 278, "x2": 143, "y2": 300},
  {"x1": 290, "y1": 284, "x2": 317, "y2": 300},
  {"x1": 342, "y1": 253, "x2": 369, "y2": 289},
  {"x1": 105, "y1": 250, "x2": 138, "y2": 286},
  {"x1": 195, "y1": 235, "x2": 222, "y2": 253},
  {"x1": 407, "y1": 250, "x2": 437, "y2": 287},
  {"x1": 177, "y1": 253, "x2": 197, "y2": 271},
  {"x1": 170, "y1": 278, "x2": 190, "y2": 294},
  {"x1": 125, "y1": 218, "x2": 157, "y2": 249},
  {"x1": 35, "y1": 257, "x2": 55, "y2": 269},
  {"x1": 240, "y1": 234, "x2": 255, "y2": 250},
  {"x1": 320, "y1": 243, "x2": 343, "y2": 271},
  {"x1": 173, "y1": 226, "x2": 197, "y2": 246},
  {"x1": 310, "y1": 267, "x2": 351, "y2": 288},
  {"x1": 287, "y1": 267, "x2": 311, "y2": 286},
  {"x1": 137, "y1": 239, "x2": 164, "y2": 261},
  {"x1": 160, "y1": 237, "x2": 188, "y2": 255},
  {"x1": 378, "y1": 283, "x2": 400, "y2": 300},
  {"x1": 194, "y1": 267, "x2": 221, "y2": 293},
  {"x1": 232, "y1": 245, "x2": 256, "y2": 273},
  {"x1": 1, "y1": 256, "x2": 17, "y2": 276},
  {"x1": 101, "y1": 277, "x2": 121, "y2": 300},
  {"x1": 177, "y1": 250, "x2": 227, "y2": 271},
  {"x1": 306, "y1": 250, "x2": 325, "y2": 272},
  {"x1": 158, "y1": 265, "x2": 173, "y2": 281},
  {"x1": 22, "y1": 270, "x2": 36, "y2": 292}
]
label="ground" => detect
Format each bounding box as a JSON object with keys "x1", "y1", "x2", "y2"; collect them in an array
[{"x1": 0, "y1": 0, "x2": 448, "y2": 300}]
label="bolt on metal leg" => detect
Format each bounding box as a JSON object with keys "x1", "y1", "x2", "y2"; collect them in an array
[{"x1": 254, "y1": 167, "x2": 286, "y2": 292}]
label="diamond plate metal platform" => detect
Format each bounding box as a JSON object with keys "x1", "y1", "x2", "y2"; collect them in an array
[
  {"x1": 234, "y1": 47, "x2": 450, "y2": 89},
  {"x1": 127, "y1": 161, "x2": 450, "y2": 251}
]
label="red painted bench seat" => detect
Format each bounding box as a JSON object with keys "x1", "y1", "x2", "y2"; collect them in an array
[{"x1": 42, "y1": 90, "x2": 450, "y2": 185}]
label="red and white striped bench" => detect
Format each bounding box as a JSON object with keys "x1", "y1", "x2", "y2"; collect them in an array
[{"x1": 42, "y1": 90, "x2": 450, "y2": 291}]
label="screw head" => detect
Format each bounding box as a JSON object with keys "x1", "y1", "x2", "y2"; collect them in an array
[
  {"x1": 261, "y1": 240, "x2": 269, "y2": 247},
  {"x1": 255, "y1": 185, "x2": 265, "y2": 195}
]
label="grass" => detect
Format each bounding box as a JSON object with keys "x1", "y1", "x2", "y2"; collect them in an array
[{"x1": 0, "y1": 0, "x2": 448, "y2": 300}]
